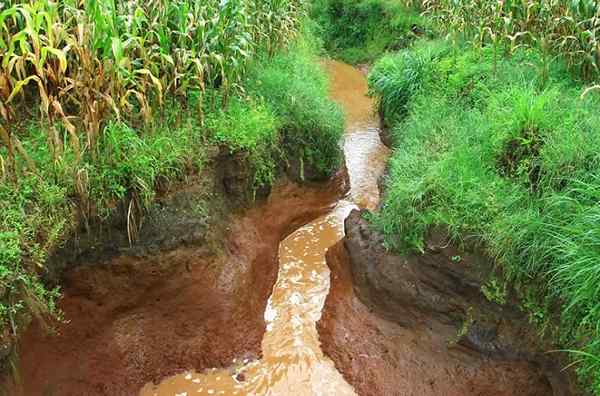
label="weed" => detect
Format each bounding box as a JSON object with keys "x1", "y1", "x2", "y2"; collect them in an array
[
  {"x1": 481, "y1": 278, "x2": 507, "y2": 306},
  {"x1": 245, "y1": 34, "x2": 344, "y2": 179},
  {"x1": 207, "y1": 96, "x2": 280, "y2": 190}
]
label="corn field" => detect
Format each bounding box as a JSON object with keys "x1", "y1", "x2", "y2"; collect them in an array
[
  {"x1": 403, "y1": 0, "x2": 600, "y2": 81},
  {"x1": 0, "y1": 0, "x2": 306, "y2": 181}
]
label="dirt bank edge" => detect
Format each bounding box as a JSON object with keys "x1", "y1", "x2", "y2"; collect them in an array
[{"x1": 318, "y1": 209, "x2": 581, "y2": 396}]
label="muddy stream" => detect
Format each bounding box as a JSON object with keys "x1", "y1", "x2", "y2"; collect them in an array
[
  {"x1": 10, "y1": 61, "x2": 571, "y2": 396},
  {"x1": 138, "y1": 61, "x2": 389, "y2": 396}
]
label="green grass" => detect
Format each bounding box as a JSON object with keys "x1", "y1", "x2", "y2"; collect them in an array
[
  {"x1": 311, "y1": 0, "x2": 429, "y2": 63},
  {"x1": 207, "y1": 96, "x2": 281, "y2": 189},
  {"x1": 88, "y1": 109, "x2": 208, "y2": 215},
  {"x1": 371, "y1": 40, "x2": 600, "y2": 393},
  {"x1": 368, "y1": 40, "x2": 448, "y2": 126},
  {"x1": 245, "y1": 33, "x2": 344, "y2": 180}
]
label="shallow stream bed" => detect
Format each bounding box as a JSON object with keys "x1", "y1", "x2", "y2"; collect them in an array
[{"x1": 139, "y1": 61, "x2": 389, "y2": 396}]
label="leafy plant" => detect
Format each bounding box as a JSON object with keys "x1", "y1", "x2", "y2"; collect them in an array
[
  {"x1": 481, "y1": 278, "x2": 507, "y2": 306},
  {"x1": 245, "y1": 35, "x2": 344, "y2": 180}
]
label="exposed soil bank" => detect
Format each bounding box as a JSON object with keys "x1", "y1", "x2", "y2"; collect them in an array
[
  {"x1": 6, "y1": 169, "x2": 348, "y2": 396},
  {"x1": 318, "y1": 210, "x2": 578, "y2": 396}
]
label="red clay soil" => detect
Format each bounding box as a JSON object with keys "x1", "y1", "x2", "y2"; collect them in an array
[
  {"x1": 318, "y1": 240, "x2": 556, "y2": 396},
  {"x1": 6, "y1": 172, "x2": 347, "y2": 396}
]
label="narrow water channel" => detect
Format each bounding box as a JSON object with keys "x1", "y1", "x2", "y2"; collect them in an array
[{"x1": 140, "y1": 61, "x2": 390, "y2": 396}]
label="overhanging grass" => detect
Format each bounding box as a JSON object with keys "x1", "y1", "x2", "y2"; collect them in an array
[
  {"x1": 371, "y1": 40, "x2": 600, "y2": 393},
  {"x1": 0, "y1": 27, "x2": 346, "y2": 351},
  {"x1": 245, "y1": 35, "x2": 344, "y2": 180},
  {"x1": 207, "y1": 96, "x2": 281, "y2": 189}
]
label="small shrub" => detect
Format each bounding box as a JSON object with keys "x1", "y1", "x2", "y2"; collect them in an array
[{"x1": 0, "y1": 176, "x2": 70, "y2": 335}]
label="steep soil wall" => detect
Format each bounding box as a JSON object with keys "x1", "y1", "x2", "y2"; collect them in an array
[{"x1": 318, "y1": 209, "x2": 578, "y2": 396}]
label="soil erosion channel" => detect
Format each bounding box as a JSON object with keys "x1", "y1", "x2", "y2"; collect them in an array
[
  {"x1": 9, "y1": 61, "x2": 569, "y2": 396},
  {"x1": 140, "y1": 61, "x2": 389, "y2": 395}
]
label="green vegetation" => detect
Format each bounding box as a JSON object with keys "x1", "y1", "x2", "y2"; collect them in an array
[
  {"x1": 311, "y1": 0, "x2": 428, "y2": 63},
  {"x1": 245, "y1": 35, "x2": 344, "y2": 179},
  {"x1": 371, "y1": 39, "x2": 600, "y2": 393},
  {"x1": 368, "y1": 41, "x2": 443, "y2": 125},
  {"x1": 207, "y1": 96, "x2": 280, "y2": 189},
  {"x1": 0, "y1": 0, "x2": 345, "y2": 353}
]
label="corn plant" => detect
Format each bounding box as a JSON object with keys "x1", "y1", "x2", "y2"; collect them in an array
[
  {"x1": 415, "y1": 0, "x2": 600, "y2": 81},
  {"x1": 0, "y1": 0, "x2": 306, "y2": 180}
]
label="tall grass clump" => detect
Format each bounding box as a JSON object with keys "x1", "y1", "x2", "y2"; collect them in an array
[
  {"x1": 371, "y1": 40, "x2": 600, "y2": 393},
  {"x1": 368, "y1": 40, "x2": 447, "y2": 126},
  {"x1": 88, "y1": 109, "x2": 207, "y2": 217},
  {"x1": 245, "y1": 35, "x2": 344, "y2": 180},
  {"x1": 207, "y1": 96, "x2": 281, "y2": 191},
  {"x1": 311, "y1": 0, "x2": 429, "y2": 63}
]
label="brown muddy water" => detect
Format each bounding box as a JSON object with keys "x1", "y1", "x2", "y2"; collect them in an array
[{"x1": 139, "y1": 61, "x2": 389, "y2": 396}]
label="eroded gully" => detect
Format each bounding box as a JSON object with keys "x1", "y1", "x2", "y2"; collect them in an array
[{"x1": 139, "y1": 61, "x2": 390, "y2": 396}]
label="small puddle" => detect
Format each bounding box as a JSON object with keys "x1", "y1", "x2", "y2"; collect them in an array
[{"x1": 140, "y1": 60, "x2": 390, "y2": 396}]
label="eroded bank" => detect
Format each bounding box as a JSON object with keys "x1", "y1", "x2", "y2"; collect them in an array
[{"x1": 139, "y1": 60, "x2": 390, "y2": 396}]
